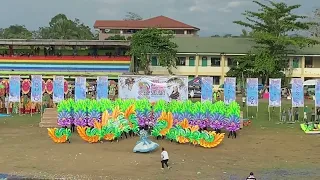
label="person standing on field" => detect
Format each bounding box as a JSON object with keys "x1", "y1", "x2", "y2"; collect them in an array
[{"x1": 161, "y1": 147, "x2": 171, "y2": 170}]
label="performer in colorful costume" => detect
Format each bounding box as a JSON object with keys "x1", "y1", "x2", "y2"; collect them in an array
[{"x1": 133, "y1": 129, "x2": 159, "y2": 153}]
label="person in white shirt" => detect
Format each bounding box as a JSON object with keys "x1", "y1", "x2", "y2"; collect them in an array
[
  {"x1": 160, "y1": 147, "x2": 170, "y2": 169},
  {"x1": 246, "y1": 172, "x2": 256, "y2": 180}
]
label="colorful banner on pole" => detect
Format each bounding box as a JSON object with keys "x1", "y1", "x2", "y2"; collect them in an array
[
  {"x1": 9, "y1": 76, "x2": 21, "y2": 102},
  {"x1": 246, "y1": 78, "x2": 258, "y2": 106},
  {"x1": 31, "y1": 75, "x2": 43, "y2": 102},
  {"x1": 316, "y1": 79, "x2": 320, "y2": 107},
  {"x1": 75, "y1": 77, "x2": 86, "y2": 101},
  {"x1": 291, "y1": 78, "x2": 304, "y2": 107},
  {"x1": 224, "y1": 77, "x2": 236, "y2": 105},
  {"x1": 53, "y1": 76, "x2": 64, "y2": 103},
  {"x1": 201, "y1": 77, "x2": 213, "y2": 102},
  {"x1": 118, "y1": 75, "x2": 188, "y2": 102},
  {"x1": 269, "y1": 79, "x2": 281, "y2": 107},
  {"x1": 97, "y1": 76, "x2": 109, "y2": 100}
]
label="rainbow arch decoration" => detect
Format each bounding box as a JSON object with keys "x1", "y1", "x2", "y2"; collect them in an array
[{"x1": 0, "y1": 56, "x2": 131, "y2": 76}]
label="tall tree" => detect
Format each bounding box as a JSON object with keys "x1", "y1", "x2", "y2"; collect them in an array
[
  {"x1": 124, "y1": 12, "x2": 143, "y2": 20},
  {"x1": 233, "y1": 0, "x2": 318, "y2": 84},
  {"x1": 36, "y1": 14, "x2": 93, "y2": 39},
  {"x1": 309, "y1": 8, "x2": 320, "y2": 37},
  {"x1": 129, "y1": 28, "x2": 178, "y2": 75},
  {"x1": 240, "y1": 29, "x2": 248, "y2": 37},
  {"x1": 0, "y1": 25, "x2": 32, "y2": 39}
]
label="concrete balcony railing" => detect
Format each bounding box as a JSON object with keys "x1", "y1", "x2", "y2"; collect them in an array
[
  {"x1": 304, "y1": 68, "x2": 320, "y2": 77},
  {"x1": 148, "y1": 66, "x2": 197, "y2": 75},
  {"x1": 197, "y1": 66, "x2": 227, "y2": 76},
  {"x1": 285, "y1": 68, "x2": 320, "y2": 77},
  {"x1": 99, "y1": 33, "x2": 132, "y2": 40},
  {"x1": 286, "y1": 68, "x2": 302, "y2": 77}
]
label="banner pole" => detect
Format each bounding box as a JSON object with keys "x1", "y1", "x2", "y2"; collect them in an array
[
  {"x1": 31, "y1": 102, "x2": 33, "y2": 117},
  {"x1": 316, "y1": 81, "x2": 318, "y2": 122},
  {"x1": 256, "y1": 101, "x2": 258, "y2": 118},
  {"x1": 291, "y1": 106, "x2": 293, "y2": 123},
  {"x1": 279, "y1": 105, "x2": 281, "y2": 122},
  {"x1": 6, "y1": 95, "x2": 9, "y2": 115},
  {"x1": 246, "y1": 104, "x2": 249, "y2": 118},
  {"x1": 268, "y1": 106, "x2": 270, "y2": 121},
  {"x1": 41, "y1": 101, "x2": 43, "y2": 117}
]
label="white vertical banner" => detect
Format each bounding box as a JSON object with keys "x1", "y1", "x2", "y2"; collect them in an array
[
  {"x1": 9, "y1": 75, "x2": 21, "y2": 103},
  {"x1": 96, "y1": 76, "x2": 109, "y2": 100},
  {"x1": 75, "y1": 77, "x2": 86, "y2": 101},
  {"x1": 31, "y1": 75, "x2": 43, "y2": 102},
  {"x1": 224, "y1": 77, "x2": 236, "y2": 105},
  {"x1": 53, "y1": 76, "x2": 64, "y2": 103}
]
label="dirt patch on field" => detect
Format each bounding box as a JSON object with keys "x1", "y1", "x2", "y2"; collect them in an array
[{"x1": 0, "y1": 115, "x2": 319, "y2": 180}]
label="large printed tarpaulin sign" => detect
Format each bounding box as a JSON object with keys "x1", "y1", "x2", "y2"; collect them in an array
[
  {"x1": 292, "y1": 78, "x2": 304, "y2": 107},
  {"x1": 53, "y1": 76, "x2": 64, "y2": 103},
  {"x1": 246, "y1": 78, "x2": 258, "y2": 106},
  {"x1": 97, "y1": 76, "x2": 109, "y2": 100},
  {"x1": 75, "y1": 77, "x2": 86, "y2": 101},
  {"x1": 224, "y1": 77, "x2": 236, "y2": 105},
  {"x1": 201, "y1": 77, "x2": 213, "y2": 102},
  {"x1": 118, "y1": 75, "x2": 188, "y2": 102},
  {"x1": 31, "y1": 75, "x2": 43, "y2": 102},
  {"x1": 269, "y1": 79, "x2": 281, "y2": 107},
  {"x1": 9, "y1": 76, "x2": 21, "y2": 102},
  {"x1": 316, "y1": 79, "x2": 320, "y2": 107}
]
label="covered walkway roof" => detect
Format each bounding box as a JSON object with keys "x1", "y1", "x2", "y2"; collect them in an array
[
  {"x1": 0, "y1": 39, "x2": 130, "y2": 46},
  {"x1": 172, "y1": 37, "x2": 320, "y2": 55}
]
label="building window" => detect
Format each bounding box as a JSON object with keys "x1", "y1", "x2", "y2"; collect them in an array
[
  {"x1": 211, "y1": 57, "x2": 220, "y2": 66},
  {"x1": 292, "y1": 57, "x2": 300, "y2": 68},
  {"x1": 151, "y1": 56, "x2": 158, "y2": 66},
  {"x1": 202, "y1": 56, "x2": 207, "y2": 66},
  {"x1": 175, "y1": 30, "x2": 184, "y2": 34},
  {"x1": 305, "y1": 56, "x2": 313, "y2": 68},
  {"x1": 103, "y1": 29, "x2": 120, "y2": 34},
  {"x1": 213, "y1": 76, "x2": 220, "y2": 85},
  {"x1": 227, "y1": 58, "x2": 236, "y2": 67},
  {"x1": 189, "y1": 75, "x2": 195, "y2": 80},
  {"x1": 189, "y1": 56, "x2": 195, "y2": 66},
  {"x1": 177, "y1": 57, "x2": 186, "y2": 66}
]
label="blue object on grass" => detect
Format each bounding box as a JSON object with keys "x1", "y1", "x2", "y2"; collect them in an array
[
  {"x1": 0, "y1": 114, "x2": 10, "y2": 117},
  {"x1": 0, "y1": 173, "x2": 24, "y2": 179}
]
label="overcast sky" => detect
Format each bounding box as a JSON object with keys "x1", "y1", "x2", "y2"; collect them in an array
[{"x1": 0, "y1": 0, "x2": 318, "y2": 36}]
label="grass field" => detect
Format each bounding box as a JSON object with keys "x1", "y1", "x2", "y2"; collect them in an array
[{"x1": 0, "y1": 100, "x2": 320, "y2": 180}]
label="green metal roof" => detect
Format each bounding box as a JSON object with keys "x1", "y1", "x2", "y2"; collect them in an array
[{"x1": 172, "y1": 37, "x2": 320, "y2": 55}]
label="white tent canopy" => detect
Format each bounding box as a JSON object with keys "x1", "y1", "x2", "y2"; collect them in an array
[
  {"x1": 303, "y1": 79, "x2": 316, "y2": 86},
  {"x1": 289, "y1": 79, "x2": 317, "y2": 86}
]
